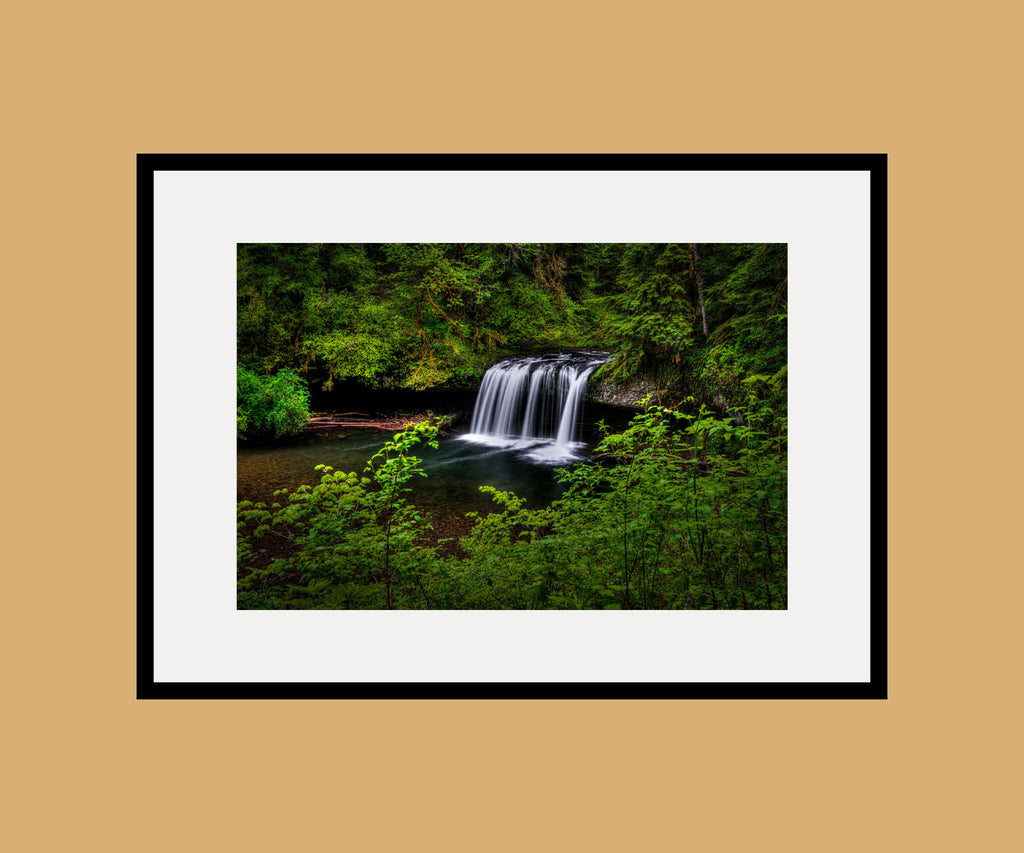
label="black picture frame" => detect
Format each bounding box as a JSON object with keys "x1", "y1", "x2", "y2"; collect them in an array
[{"x1": 138, "y1": 153, "x2": 887, "y2": 700}]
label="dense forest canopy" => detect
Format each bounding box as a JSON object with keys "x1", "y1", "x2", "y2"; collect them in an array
[{"x1": 238, "y1": 242, "x2": 787, "y2": 406}]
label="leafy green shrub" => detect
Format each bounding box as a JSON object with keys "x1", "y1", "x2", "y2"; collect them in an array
[
  {"x1": 238, "y1": 400, "x2": 786, "y2": 610},
  {"x1": 236, "y1": 366, "x2": 311, "y2": 438},
  {"x1": 451, "y1": 401, "x2": 787, "y2": 609},
  {"x1": 238, "y1": 418, "x2": 443, "y2": 609}
]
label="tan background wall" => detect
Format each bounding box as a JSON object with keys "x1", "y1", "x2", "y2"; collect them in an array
[{"x1": 5, "y1": 2, "x2": 1018, "y2": 850}]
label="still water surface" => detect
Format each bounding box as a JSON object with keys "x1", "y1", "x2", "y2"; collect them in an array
[{"x1": 237, "y1": 430, "x2": 582, "y2": 537}]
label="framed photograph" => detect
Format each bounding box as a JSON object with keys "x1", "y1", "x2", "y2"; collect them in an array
[{"x1": 139, "y1": 153, "x2": 885, "y2": 699}]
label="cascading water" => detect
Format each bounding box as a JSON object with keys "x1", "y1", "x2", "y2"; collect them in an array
[{"x1": 460, "y1": 351, "x2": 609, "y2": 462}]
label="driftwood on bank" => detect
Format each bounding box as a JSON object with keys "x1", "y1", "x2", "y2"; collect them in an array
[{"x1": 303, "y1": 412, "x2": 432, "y2": 433}]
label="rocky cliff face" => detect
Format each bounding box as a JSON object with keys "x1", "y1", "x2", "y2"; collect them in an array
[{"x1": 587, "y1": 377, "x2": 665, "y2": 409}]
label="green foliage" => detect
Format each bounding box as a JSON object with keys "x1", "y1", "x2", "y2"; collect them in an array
[
  {"x1": 692, "y1": 243, "x2": 788, "y2": 411},
  {"x1": 236, "y1": 243, "x2": 786, "y2": 416},
  {"x1": 446, "y1": 401, "x2": 786, "y2": 609},
  {"x1": 302, "y1": 330, "x2": 400, "y2": 390},
  {"x1": 238, "y1": 418, "x2": 443, "y2": 609},
  {"x1": 238, "y1": 405, "x2": 786, "y2": 610},
  {"x1": 236, "y1": 366, "x2": 311, "y2": 438},
  {"x1": 596, "y1": 243, "x2": 695, "y2": 379}
]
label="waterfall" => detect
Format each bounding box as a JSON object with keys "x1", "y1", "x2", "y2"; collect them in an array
[{"x1": 460, "y1": 351, "x2": 608, "y2": 461}]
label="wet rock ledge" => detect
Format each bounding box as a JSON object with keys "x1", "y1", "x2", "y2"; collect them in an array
[{"x1": 587, "y1": 377, "x2": 664, "y2": 409}]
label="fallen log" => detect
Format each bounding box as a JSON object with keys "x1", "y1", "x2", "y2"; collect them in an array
[
  {"x1": 308, "y1": 412, "x2": 371, "y2": 421},
  {"x1": 302, "y1": 413, "x2": 431, "y2": 433}
]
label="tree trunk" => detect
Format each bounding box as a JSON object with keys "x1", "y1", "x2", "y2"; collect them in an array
[{"x1": 690, "y1": 243, "x2": 709, "y2": 337}]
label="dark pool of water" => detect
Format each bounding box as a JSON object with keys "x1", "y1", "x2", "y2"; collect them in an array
[{"x1": 238, "y1": 429, "x2": 588, "y2": 539}]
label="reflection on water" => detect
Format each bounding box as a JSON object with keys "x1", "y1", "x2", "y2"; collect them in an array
[{"x1": 237, "y1": 429, "x2": 581, "y2": 536}]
